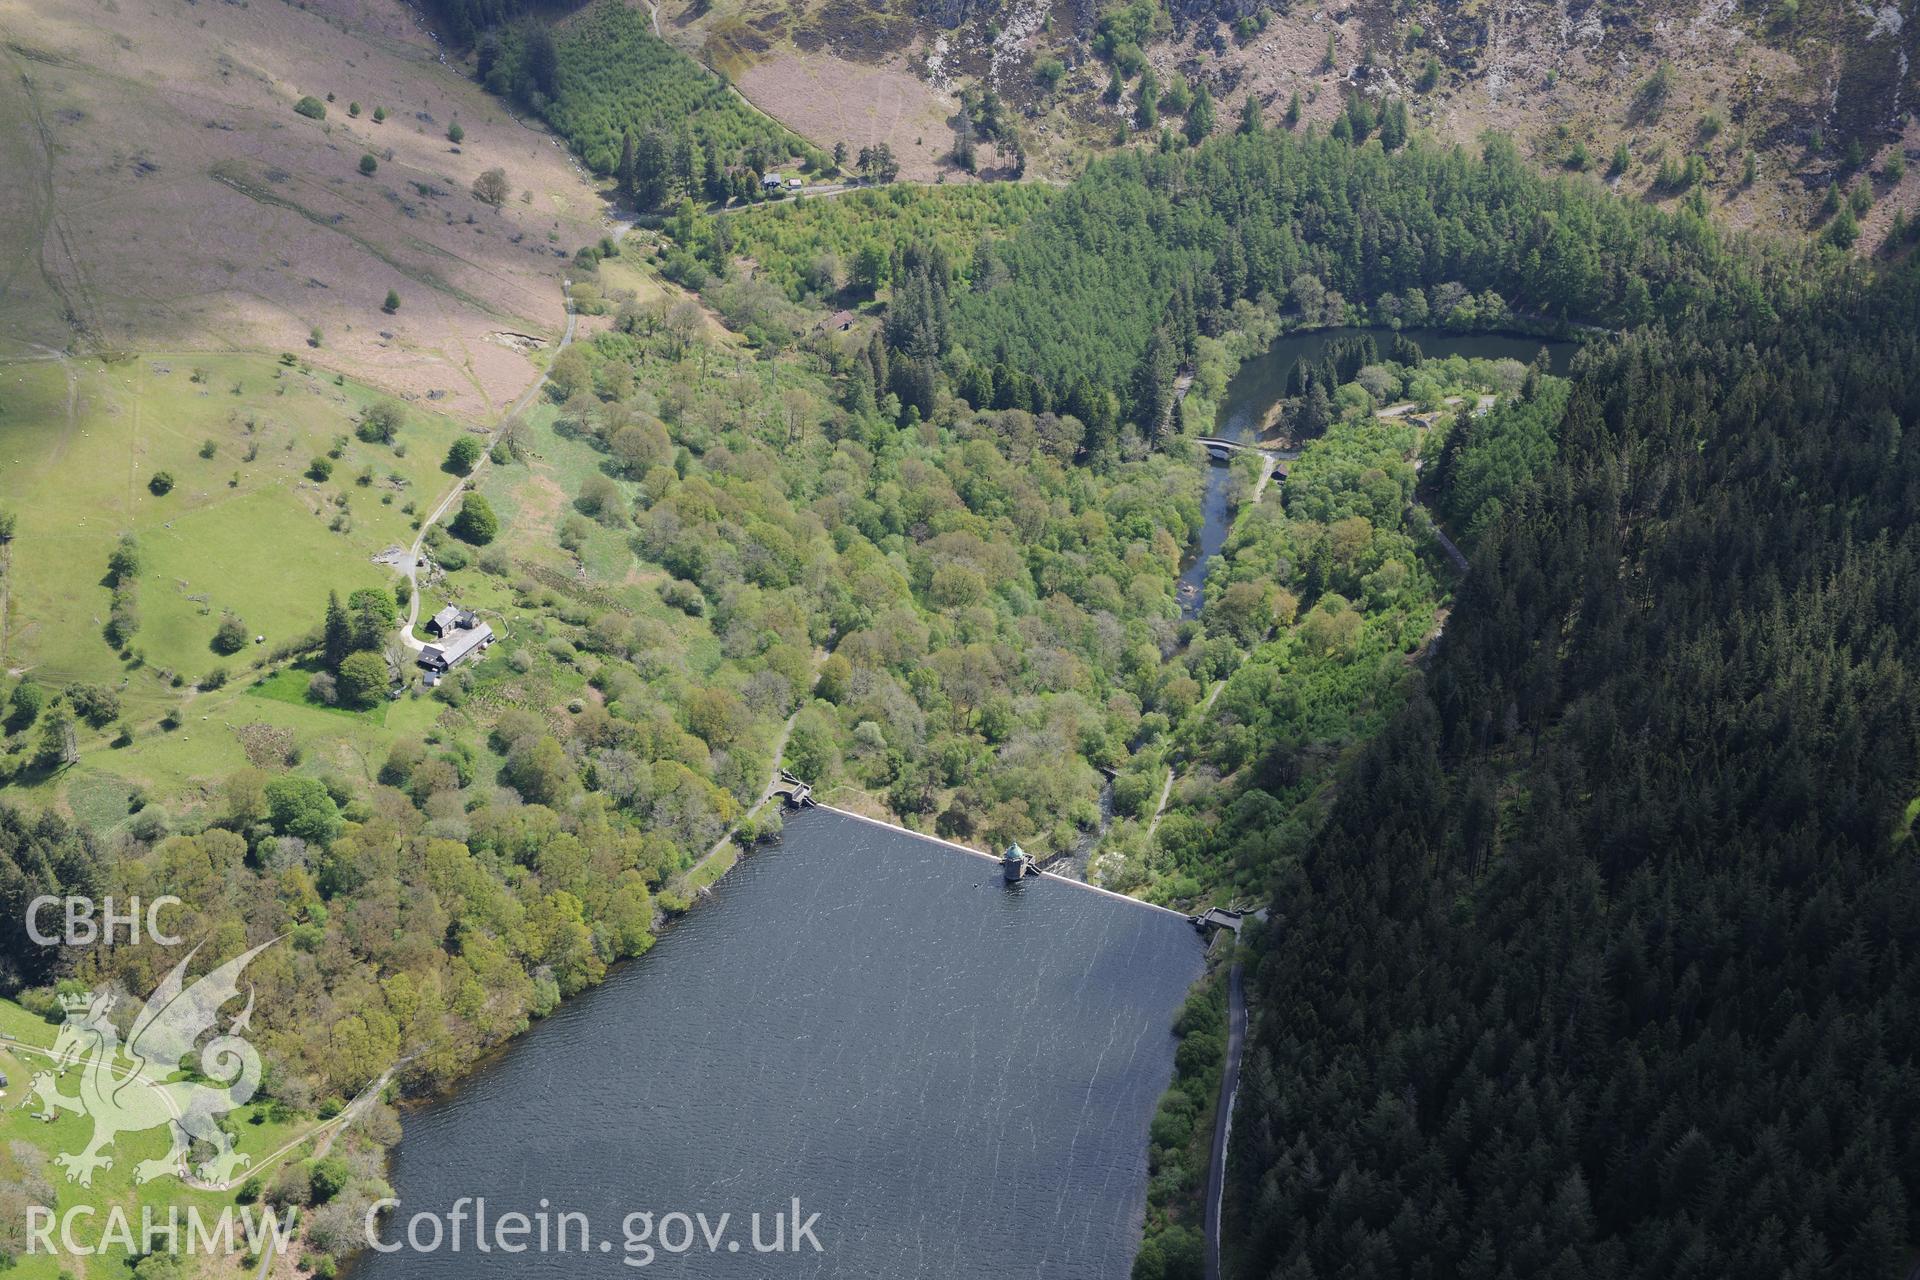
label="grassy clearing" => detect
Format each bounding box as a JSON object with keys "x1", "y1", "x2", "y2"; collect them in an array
[
  {"x1": 683, "y1": 842, "x2": 740, "y2": 894},
  {"x1": 247, "y1": 664, "x2": 388, "y2": 724},
  {"x1": 5, "y1": 682, "x2": 411, "y2": 831},
  {"x1": 0, "y1": 997, "x2": 316, "y2": 1280},
  {"x1": 482, "y1": 400, "x2": 696, "y2": 637},
  {"x1": 62, "y1": 767, "x2": 147, "y2": 834}
]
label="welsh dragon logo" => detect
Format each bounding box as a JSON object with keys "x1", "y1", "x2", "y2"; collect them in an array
[{"x1": 25, "y1": 939, "x2": 277, "y2": 1188}]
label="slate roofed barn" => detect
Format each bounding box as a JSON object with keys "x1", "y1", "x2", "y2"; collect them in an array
[
  {"x1": 427, "y1": 605, "x2": 479, "y2": 636},
  {"x1": 419, "y1": 621, "x2": 493, "y2": 672}
]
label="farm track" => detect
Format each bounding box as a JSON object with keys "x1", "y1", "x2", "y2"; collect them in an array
[
  {"x1": 1, "y1": 46, "x2": 101, "y2": 351},
  {"x1": 248, "y1": 1058, "x2": 410, "y2": 1280},
  {"x1": 676, "y1": 645, "x2": 830, "y2": 893},
  {"x1": 1145, "y1": 678, "x2": 1225, "y2": 840},
  {"x1": 397, "y1": 303, "x2": 579, "y2": 648},
  {"x1": 0, "y1": 51, "x2": 59, "y2": 341},
  {"x1": 395, "y1": 209, "x2": 639, "y2": 644}
]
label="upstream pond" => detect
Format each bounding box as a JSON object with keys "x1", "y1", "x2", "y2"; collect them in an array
[
  {"x1": 1177, "y1": 327, "x2": 1581, "y2": 613},
  {"x1": 351, "y1": 807, "x2": 1207, "y2": 1278}
]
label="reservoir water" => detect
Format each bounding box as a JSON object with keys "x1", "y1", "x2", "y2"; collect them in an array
[
  {"x1": 1178, "y1": 327, "x2": 1581, "y2": 612},
  {"x1": 352, "y1": 807, "x2": 1207, "y2": 1278}
]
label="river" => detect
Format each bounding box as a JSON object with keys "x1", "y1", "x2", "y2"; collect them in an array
[
  {"x1": 350, "y1": 807, "x2": 1207, "y2": 1278},
  {"x1": 1177, "y1": 327, "x2": 1580, "y2": 614}
]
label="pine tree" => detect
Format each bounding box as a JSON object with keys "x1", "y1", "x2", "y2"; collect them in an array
[
  {"x1": 323, "y1": 591, "x2": 352, "y2": 671},
  {"x1": 1344, "y1": 93, "x2": 1375, "y2": 142},
  {"x1": 1185, "y1": 85, "x2": 1215, "y2": 145},
  {"x1": 892, "y1": 356, "x2": 938, "y2": 418},
  {"x1": 1238, "y1": 94, "x2": 1262, "y2": 136},
  {"x1": 706, "y1": 215, "x2": 734, "y2": 271},
  {"x1": 1075, "y1": 382, "x2": 1117, "y2": 465},
  {"x1": 1379, "y1": 98, "x2": 1409, "y2": 151},
  {"x1": 1136, "y1": 68, "x2": 1159, "y2": 131},
  {"x1": 1827, "y1": 201, "x2": 1860, "y2": 249},
  {"x1": 1298, "y1": 381, "x2": 1331, "y2": 437},
  {"x1": 672, "y1": 132, "x2": 696, "y2": 198},
  {"x1": 617, "y1": 131, "x2": 637, "y2": 200},
  {"x1": 848, "y1": 350, "x2": 877, "y2": 416},
  {"x1": 1301, "y1": 534, "x2": 1332, "y2": 602},
  {"x1": 866, "y1": 330, "x2": 889, "y2": 398},
  {"x1": 1134, "y1": 326, "x2": 1175, "y2": 440}
]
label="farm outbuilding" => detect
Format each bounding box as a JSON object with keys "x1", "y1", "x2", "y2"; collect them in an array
[
  {"x1": 419, "y1": 610, "x2": 493, "y2": 672},
  {"x1": 427, "y1": 605, "x2": 477, "y2": 637}
]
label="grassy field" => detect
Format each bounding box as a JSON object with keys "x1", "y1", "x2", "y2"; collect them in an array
[
  {"x1": 471, "y1": 395, "x2": 702, "y2": 639},
  {"x1": 0, "y1": 353, "x2": 468, "y2": 683},
  {"x1": 0, "y1": 351, "x2": 477, "y2": 821},
  {"x1": 0, "y1": 997, "x2": 318, "y2": 1280},
  {"x1": 0, "y1": 257, "x2": 741, "y2": 831},
  {"x1": 248, "y1": 664, "x2": 389, "y2": 724}
]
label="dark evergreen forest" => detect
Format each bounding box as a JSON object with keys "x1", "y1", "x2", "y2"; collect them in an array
[
  {"x1": 954, "y1": 132, "x2": 1807, "y2": 440},
  {"x1": 420, "y1": 0, "x2": 565, "y2": 47},
  {"x1": 0, "y1": 808, "x2": 98, "y2": 992},
  {"x1": 1211, "y1": 215, "x2": 1920, "y2": 1280}
]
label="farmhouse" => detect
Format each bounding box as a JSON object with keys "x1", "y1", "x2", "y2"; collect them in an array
[
  {"x1": 818, "y1": 310, "x2": 856, "y2": 333},
  {"x1": 419, "y1": 611, "x2": 493, "y2": 672},
  {"x1": 762, "y1": 173, "x2": 784, "y2": 190},
  {"x1": 427, "y1": 605, "x2": 477, "y2": 637}
]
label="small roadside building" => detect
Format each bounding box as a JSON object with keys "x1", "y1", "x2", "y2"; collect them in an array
[{"x1": 419, "y1": 617, "x2": 493, "y2": 672}]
